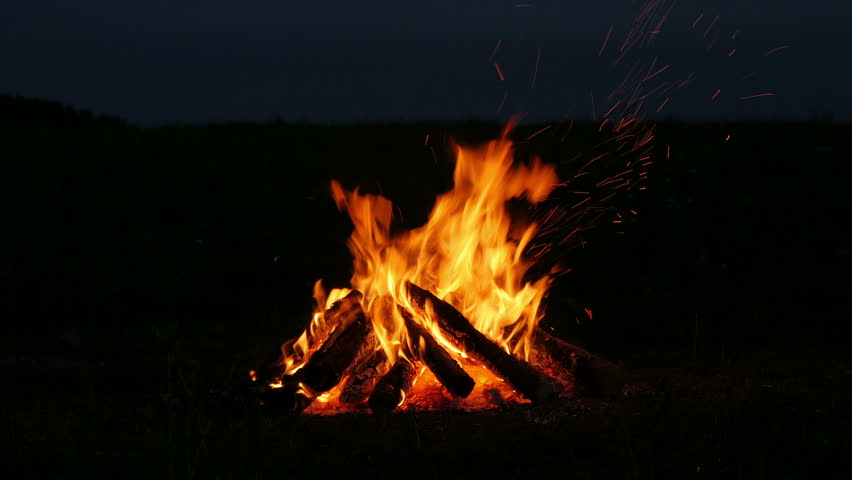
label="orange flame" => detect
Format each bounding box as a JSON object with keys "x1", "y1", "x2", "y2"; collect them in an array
[
  {"x1": 331, "y1": 139, "x2": 558, "y2": 362},
  {"x1": 279, "y1": 138, "x2": 563, "y2": 412}
]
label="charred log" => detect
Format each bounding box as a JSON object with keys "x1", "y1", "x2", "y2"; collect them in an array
[
  {"x1": 254, "y1": 290, "x2": 364, "y2": 385},
  {"x1": 367, "y1": 358, "x2": 416, "y2": 414},
  {"x1": 534, "y1": 328, "x2": 624, "y2": 398},
  {"x1": 406, "y1": 282, "x2": 561, "y2": 403},
  {"x1": 339, "y1": 341, "x2": 388, "y2": 405},
  {"x1": 400, "y1": 307, "x2": 475, "y2": 398},
  {"x1": 298, "y1": 295, "x2": 374, "y2": 394}
]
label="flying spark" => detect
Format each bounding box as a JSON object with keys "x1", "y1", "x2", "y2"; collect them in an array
[
  {"x1": 494, "y1": 62, "x2": 505, "y2": 81},
  {"x1": 763, "y1": 45, "x2": 789, "y2": 56},
  {"x1": 489, "y1": 40, "x2": 502, "y2": 61},
  {"x1": 599, "y1": 25, "x2": 614, "y2": 56},
  {"x1": 704, "y1": 15, "x2": 720, "y2": 38},
  {"x1": 531, "y1": 48, "x2": 541, "y2": 88},
  {"x1": 739, "y1": 93, "x2": 775, "y2": 100}
]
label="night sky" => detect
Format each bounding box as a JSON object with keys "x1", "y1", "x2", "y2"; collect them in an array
[{"x1": 2, "y1": 0, "x2": 849, "y2": 125}]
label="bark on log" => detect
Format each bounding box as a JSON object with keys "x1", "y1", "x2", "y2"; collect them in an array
[
  {"x1": 339, "y1": 341, "x2": 387, "y2": 405},
  {"x1": 254, "y1": 290, "x2": 364, "y2": 385},
  {"x1": 406, "y1": 282, "x2": 561, "y2": 403},
  {"x1": 367, "y1": 358, "x2": 416, "y2": 414},
  {"x1": 400, "y1": 307, "x2": 475, "y2": 398},
  {"x1": 533, "y1": 328, "x2": 624, "y2": 398}
]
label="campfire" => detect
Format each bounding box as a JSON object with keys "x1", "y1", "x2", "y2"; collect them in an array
[{"x1": 252, "y1": 135, "x2": 623, "y2": 414}]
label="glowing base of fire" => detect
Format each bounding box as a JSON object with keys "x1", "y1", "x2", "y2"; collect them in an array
[{"x1": 302, "y1": 360, "x2": 573, "y2": 415}]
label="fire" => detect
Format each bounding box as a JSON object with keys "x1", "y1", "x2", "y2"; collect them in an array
[{"x1": 273, "y1": 136, "x2": 565, "y2": 412}]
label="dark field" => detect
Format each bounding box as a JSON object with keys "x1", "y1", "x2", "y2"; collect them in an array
[{"x1": 2, "y1": 96, "x2": 851, "y2": 477}]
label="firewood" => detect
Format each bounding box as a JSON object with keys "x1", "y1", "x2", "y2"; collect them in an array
[
  {"x1": 298, "y1": 294, "x2": 374, "y2": 394},
  {"x1": 406, "y1": 282, "x2": 561, "y2": 403},
  {"x1": 339, "y1": 340, "x2": 388, "y2": 405},
  {"x1": 257, "y1": 294, "x2": 374, "y2": 413},
  {"x1": 533, "y1": 328, "x2": 624, "y2": 398},
  {"x1": 254, "y1": 290, "x2": 364, "y2": 385},
  {"x1": 400, "y1": 307, "x2": 475, "y2": 398},
  {"x1": 367, "y1": 357, "x2": 416, "y2": 414}
]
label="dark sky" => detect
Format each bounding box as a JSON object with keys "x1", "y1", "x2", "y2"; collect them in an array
[{"x1": 2, "y1": 0, "x2": 850, "y2": 124}]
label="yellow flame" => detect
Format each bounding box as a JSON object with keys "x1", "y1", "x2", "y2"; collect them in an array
[
  {"x1": 277, "y1": 137, "x2": 561, "y2": 410},
  {"x1": 333, "y1": 139, "x2": 558, "y2": 361}
]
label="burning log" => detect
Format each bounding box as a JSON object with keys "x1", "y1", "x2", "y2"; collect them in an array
[
  {"x1": 339, "y1": 344, "x2": 388, "y2": 405},
  {"x1": 258, "y1": 291, "x2": 374, "y2": 413},
  {"x1": 298, "y1": 295, "x2": 374, "y2": 394},
  {"x1": 255, "y1": 290, "x2": 364, "y2": 385},
  {"x1": 533, "y1": 328, "x2": 625, "y2": 398},
  {"x1": 406, "y1": 282, "x2": 561, "y2": 403},
  {"x1": 367, "y1": 357, "x2": 416, "y2": 414},
  {"x1": 400, "y1": 307, "x2": 475, "y2": 398}
]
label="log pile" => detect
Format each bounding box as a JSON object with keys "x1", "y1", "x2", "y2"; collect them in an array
[{"x1": 254, "y1": 284, "x2": 624, "y2": 415}]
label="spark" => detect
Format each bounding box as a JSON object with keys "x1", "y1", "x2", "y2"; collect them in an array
[
  {"x1": 531, "y1": 48, "x2": 541, "y2": 88},
  {"x1": 614, "y1": 117, "x2": 636, "y2": 132},
  {"x1": 580, "y1": 153, "x2": 607, "y2": 172},
  {"x1": 644, "y1": 64, "x2": 669, "y2": 81},
  {"x1": 763, "y1": 45, "x2": 789, "y2": 56},
  {"x1": 636, "y1": 130, "x2": 655, "y2": 148},
  {"x1": 691, "y1": 13, "x2": 704, "y2": 29},
  {"x1": 496, "y1": 91, "x2": 508, "y2": 113},
  {"x1": 725, "y1": 134, "x2": 731, "y2": 141},
  {"x1": 655, "y1": 97, "x2": 669, "y2": 113},
  {"x1": 494, "y1": 62, "x2": 505, "y2": 81},
  {"x1": 571, "y1": 197, "x2": 591, "y2": 209},
  {"x1": 704, "y1": 15, "x2": 719, "y2": 38},
  {"x1": 678, "y1": 72, "x2": 696, "y2": 88},
  {"x1": 728, "y1": 48, "x2": 736, "y2": 56},
  {"x1": 604, "y1": 100, "x2": 622, "y2": 117},
  {"x1": 731, "y1": 28, "x2": 741, "y2": 40},
  {"x1": 424, "y1": 134, "x2": 430, "y2": 146},
  {"x1": 599, "y1": 25, "x2": 614, "y2": 56},
  {"x1": 712, "y1": 89, "x2": 721, "y2": 100},
  {"x1": 598, "y1": 118, "x2": 610, "y2": 132},
  {"x1": 666, "y1": 145, "x2": 670, "y2": 158},
  {"x1": 489, "y1": 39, "x2": 502, "y2": 61},
  {"x1": 526, "y1": 125, "x2": 551, "y2": 140},
  {"x1": 584, "y1": 308, "x2": 593, "y2": 320},
  {"x1": 739, "y1": 93, "x2": 775, "y2": 100}
]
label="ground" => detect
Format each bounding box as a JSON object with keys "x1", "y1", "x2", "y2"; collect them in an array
[{"x1": 8, "y1": 345, "x2": 851, "y2": 478}]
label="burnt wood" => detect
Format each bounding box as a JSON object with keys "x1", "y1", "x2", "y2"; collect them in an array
[
  {"x1": 367, "y1": 357, "x2": 416, "y2": 414},
  {"x1": 400, "y1": 307, "x2": 475, "y2": 398},
  {"x1": 406, "y1": 282, "x2": 561, "y2": 403},
  {"x1": 534, "y1": 328, "x2": 625, "y2": 398},
  {"x1": 254, "y1": 290, "x2": 364, "y2": 385},
  {"x1": 339, "y1": 339, "x2": 388, "y2": 405},
  {"x1": 298, "y1": 293, "x2": 374, "y2": 394}
]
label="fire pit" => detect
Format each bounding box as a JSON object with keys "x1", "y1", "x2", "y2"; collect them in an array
[{"x1": 252, "y1": 136, "x2": 624, "y2": 414}]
